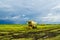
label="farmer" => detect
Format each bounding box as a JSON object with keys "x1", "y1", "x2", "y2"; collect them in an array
[{"x1": 27, "y1": 20, "x2": 37, "y2": 29}]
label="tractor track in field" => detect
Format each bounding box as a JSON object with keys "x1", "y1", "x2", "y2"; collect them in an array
[
  {"x1": 10, "y1": 28, "x2": 60, "y2": 40},
  {"x1": 0, "y1": 27, "x2": 60, "y2": 40}
]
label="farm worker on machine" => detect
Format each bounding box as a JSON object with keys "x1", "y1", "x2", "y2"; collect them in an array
[{"x1": 27, "y1": 20, "x2": 37, "y2": 29}]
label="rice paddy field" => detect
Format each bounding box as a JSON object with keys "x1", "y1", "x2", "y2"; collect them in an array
[{"x1": 0, "y1": 24, "x2": 60, "y2": 40}]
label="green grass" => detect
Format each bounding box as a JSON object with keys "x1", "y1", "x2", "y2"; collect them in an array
[
  {"x1": 0, "y1": 24, "x2": 60, "y2": 40},
  {"x1": 0, "y1": 24, "x2": 60, "y2": 31}
]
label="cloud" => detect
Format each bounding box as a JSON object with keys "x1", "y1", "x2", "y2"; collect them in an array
[
  {"x1": 35, "y1": 4, "x2": 60, "y2": 24},
  {"x1": 0, "y1": 2, "x2": 11, "y2": 8},
  {"x1": 39, "y1": 4, "x2": 60, "y2": 23},
  {"x1": 42, "y1": 13, "x2": 60, "y2": 22},
  {"x1": 0, "y1": 1, "x2": 14, "y2": 12},
  {"x1": 41, "y1": 4, "x2": 60, "y2": 23},
  {"x1": 52, "y1": 5, "x2": 60, "y2": 9},
  {"x1": 0, "y1": 0, "x2": 60, "y2": 24},
  {"x1": 51, "y1": 4, "x2": 60, "y2": 14},
  {"x1": 0, "y1": 15, "x2": 20, "y2": 20}
]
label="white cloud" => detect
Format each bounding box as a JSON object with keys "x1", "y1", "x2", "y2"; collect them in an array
[
  {"x1": 23, "y1": 17, "x2": 29, "y2": 20},
  {"x1": 0, "y1": 1, "x2": 15, "y2": 12},
  {"x1": 0, "y1": 15, "x2": 21, "y2": 20},
  {"x1": 52, "y1": 5, "x2": 60, "y2": 9},
  {"x1": 42, "y1": 13, "x2": 60, "y2": 22},
  {"x1": 40, "y1": 4, "x2": 60, "y2": 23}
]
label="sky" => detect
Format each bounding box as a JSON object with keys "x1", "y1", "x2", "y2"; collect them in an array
[{"x1": 0, "y1": 0, "x2": 60, "y2": 24}]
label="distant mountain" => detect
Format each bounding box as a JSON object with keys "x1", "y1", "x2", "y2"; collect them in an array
[
  {"x1": 0, "y1": 19, "x2": 27, "y2": 24},
  {"x1": 0, "y1": 19, "x2": 14, "y2": 24}
]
